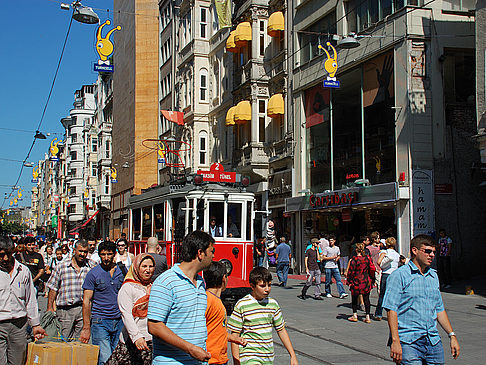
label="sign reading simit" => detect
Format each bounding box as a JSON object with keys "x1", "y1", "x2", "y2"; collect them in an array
[{"x1": 309, "y1": 191, "x2": 358, "y2": 208}]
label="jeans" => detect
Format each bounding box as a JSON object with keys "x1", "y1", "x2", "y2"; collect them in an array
[
  {"x1": 91, "y1": 318, "x2": 123, "y2": 365},
  {"x1": 375, "y1": 273, "x2": 390, "y2": 317},
  {"x1": 257, "y1": 256, "x2": 264, "y2": 267},
  {"x1": 339, "y1": 256, "x2": 349, "y2": 273},
  {"x1": 325, "y1": 267, "x2": 346, "y2": 296},
  {"x1": 276, "y1": 262, "x2": 290, "y2": 286},
  {"x1": 400, "y1": 336, "x2": 444, "y2": 364},
  {"x1": 302, "y1": 269, "x2": 321, "y2": 297}
]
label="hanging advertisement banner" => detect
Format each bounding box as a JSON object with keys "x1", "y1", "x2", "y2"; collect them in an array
[
  {"x1": 214, "y1": 0, "x2": 232, "y2": 29},
  {"x1": 412, "y1": 169, "x2": 435, "y2": 236},
  {"x1": 110, "y1": 167, "x2": 118, "y2": 183},
  {"x1": 49, "y1": 138, "x2": 61, "y2": 161},
  {"x1": 93, "y1": 20, "x2": 121, "y2": 73}
]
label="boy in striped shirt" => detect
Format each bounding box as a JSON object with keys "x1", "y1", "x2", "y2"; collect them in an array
[{"x1": 227, "y1": 267, "x2": 298, "y2": 365}]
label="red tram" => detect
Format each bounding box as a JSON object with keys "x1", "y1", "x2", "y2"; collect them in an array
[{"x1": 127, "y1": 174, "x2": 255, "y2": 309}]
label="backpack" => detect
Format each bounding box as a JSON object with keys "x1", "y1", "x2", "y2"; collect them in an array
[{"x1": 117, "y1": 262, "x2": 128, "y2": 277}]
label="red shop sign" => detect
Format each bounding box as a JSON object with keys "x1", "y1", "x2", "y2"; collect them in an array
[{"x1": 197, "y1": 163, "x2": 236, "y2": 183}]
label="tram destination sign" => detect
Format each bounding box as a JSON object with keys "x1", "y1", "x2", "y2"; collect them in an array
[{"x1": 197, "y1": 163, "x2": 236, "y2": 183}]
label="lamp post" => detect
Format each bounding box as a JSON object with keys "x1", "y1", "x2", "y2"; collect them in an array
[{"x1": 60, "y1": 1, "x2": 100, "y2": 24}]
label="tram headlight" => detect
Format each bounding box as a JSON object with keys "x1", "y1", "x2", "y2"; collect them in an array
[{"x1": 219, "y1": 259, "x2": 233, "y2": 276}]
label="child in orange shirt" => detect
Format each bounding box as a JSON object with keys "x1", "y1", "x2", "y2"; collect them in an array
[{"x1": 204, "y1": 261, "x2": 246, "y2": 364}]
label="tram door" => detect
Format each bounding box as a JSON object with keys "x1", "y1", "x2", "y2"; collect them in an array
[{"x1": 172, "y1": 198, "x2": 186, "y2": 263}]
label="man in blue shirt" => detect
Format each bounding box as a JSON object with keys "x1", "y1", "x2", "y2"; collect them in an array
[
  {"x1": 275, "y1": 237, "x2": 291, "y2": 287},
  {"x1": 383, "y1": 235, "x2": 460, "y2": 364},
  {"x1": 148, "y1": 231, "x2": 215, "y2": 364},
  {"x1": 80, "y1": 241, "x2": 124, "y2": 365}
]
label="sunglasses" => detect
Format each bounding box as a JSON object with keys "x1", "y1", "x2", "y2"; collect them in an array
[
  {"x1": 420, "y1": 248, "x2": 436, "y2": 255},
  {"x1": 117, "y1": 244, "x2": 126, "y2": 248}
]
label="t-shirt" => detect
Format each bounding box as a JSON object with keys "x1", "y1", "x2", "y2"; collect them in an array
[
  {"x1": 380, "y1": 249, "x2": 401, "y2": 275},
  {"x1": 82, "y1": 264, "x2": 124, "y2": 319},
  {"x1": 148, "y1": 253, "x2": 168, "y2": 281},
  {"x1": 438, "y1": 236, "x2": 452, "y2": 257},
  {"x1": 19, "y1": 251, "x2": 45, "y2": 279},
  {"x1": 323, "y1": 246, "x2": 340, "y2": 269},
  {"x1": 227, "y1": 294, "x2": 285, "y2": 365},
  {"x1": 275, "y1": 243, "x2": 291, "y2": 263},
  {"x1": 366, "y1": 245, "x2": 381, "y2": 272},
  {"x1": 148, "y1": 264, "x2": 207, "y2": 365},
  {"x1": 205, "y1": 291, "x2": 228, "y2": 364},
  {"x1": 305, "y1": 248, "x2": 319, "y2": 271}
]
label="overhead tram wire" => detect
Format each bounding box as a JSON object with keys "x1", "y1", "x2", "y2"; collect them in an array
[{"x1": 1, "y1": 12, "x2": 74, "y2": 209}]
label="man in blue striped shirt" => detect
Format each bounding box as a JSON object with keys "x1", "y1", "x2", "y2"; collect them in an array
[
  {"x1": 383, "y1": 235, "x2": 460, "y2": 364},
  {"x1": 148, "y1": 231, "x2": 215, "y2": 364}
]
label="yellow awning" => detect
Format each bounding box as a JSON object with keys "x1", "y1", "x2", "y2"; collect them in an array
[
  {"x1": 226, "y1": 31, "x2": 239, "y2": 53},
  {"x1": 234, "y1": 100, "x2": 251, "y2": 123},
  {"x1": 234, "y1": 22, "x2": 252, "y2": 46},
  {"x1": 267, "y1": 94, "x2": 284, "y2": 118},
  {"x1": 268, "y1": 11, "x2": 285, "y2": 37},
  {"x1": 225, "y1": 106, "x2": 236, "y2": 126}
]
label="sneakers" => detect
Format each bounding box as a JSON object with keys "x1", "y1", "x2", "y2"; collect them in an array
[
  {"x1": 298, "y1": 295, "x2": 306, "y2": 300},
  {"x1": 326, "y1": 293, "x2": 332, "y2": 298},
  {"x1": 340, "y1": 293, "x2": 349, "y2": 299}
]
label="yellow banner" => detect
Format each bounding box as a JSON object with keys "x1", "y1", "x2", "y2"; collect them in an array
[{"x1": 214, "y1": 0, "x2": 232, "y2": 29}]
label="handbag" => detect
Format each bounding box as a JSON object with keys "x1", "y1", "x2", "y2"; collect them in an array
[{"x1": 368, "y1": 256, "x2": 376, "y2": 282}]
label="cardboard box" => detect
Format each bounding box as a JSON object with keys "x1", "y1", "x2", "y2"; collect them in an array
[{"x1": 26, "y1": 341, "x2": 99, "y2": 365}]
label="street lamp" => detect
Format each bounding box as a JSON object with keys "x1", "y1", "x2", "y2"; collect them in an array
[
  {"x1": 61, "y1": 1, "x2": 100, "y2": 24},
  {"x1": 34, "y1": 130, "x2": 47, "y2": 139},
  {"x1": 337, "y1": 33, "x2": 360, "y2": 49}
]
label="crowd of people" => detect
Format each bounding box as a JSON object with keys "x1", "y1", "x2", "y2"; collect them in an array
[{"x1": 0, "y1": 224, "x2": 460, "y2": 365}]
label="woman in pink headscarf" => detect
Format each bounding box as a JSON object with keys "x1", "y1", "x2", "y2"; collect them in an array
[{"x1": 106, "y1": 253, "x2": 155, "y2": 365}]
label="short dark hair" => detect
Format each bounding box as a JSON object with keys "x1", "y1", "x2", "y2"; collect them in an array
[
  {"x1": 24, "y1": 236, "x2": 35, "y2": 244},
  {"x1": 0, "y1": 236, "x2": 14, "y2": 253},
  {"x1": 117, "y1": 238, "x2": 128, "y2": 245},
  {"x1": 55, "y1": 248, "x2": 63, "y2": 253},
  {"x1": 98, "y1": 240, "x2": 116, "y2": 254},
  {"x1": 360, "y1": 235, "x2": 369, "y2": 242},
  {"x1": 87, "y1": 236, "x2": 96, "y2": 242},
  {"x1": 328, "y1": 234, "x2": 336, "y2": 241},
  {"x1": 249, "y1": 267, "x2": 272, "y2": 286},
  {"x1": 203, "y1": 261, "x2": 227, "y2": 289},
  {"x1": 181, "y1": 231, "x2": 214, "y2": 262},
  {"x1": 75, "y1": 239, "x2": 89, "y2": 249},
  {"x1": 410, "y1": 235, "x2": 436, "y2": 256}
]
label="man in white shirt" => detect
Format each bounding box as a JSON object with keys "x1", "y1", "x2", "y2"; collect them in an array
[
  {"x1": 322, "y1": 235, "x2": 348, "y2": 299},
  {"x1": 0, "y1": 236, "x2": 47, "y2": 365}
]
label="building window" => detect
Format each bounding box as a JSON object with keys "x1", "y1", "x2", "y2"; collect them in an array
[
  {"x1": 258, "y1": 100, "x2": 266, "y2": 143},
  {"x1": 70, "y1": 151, "x2": 77, "y2": 161},
  {"x1": 199, "y1": 131, "x2": 208, "y2": 165},
  {"x1": 200, "y1": 69, "x2": 208, "y2": 102},
  {"x1": 200, "y1": 7, "x2": 207, "y2": 39},
  {"x1": 91, "y1": 138, "x2": 97, "y2": 152},
  {"x1": 71, "y1": 133, "x2": 77, "y2": 143},
  {"x1": 299, "y1": 11, "x2": 337, "y2": 64},
  {"x1": 259, "y1": 20, "x2": 266, "y2": 57},
  {"x1": 105, "y1": 175, "x2": 110, "y2": 195},
  {"x1": 91, "y1": 164, "x2": 97, "y2": 177},
  {"x1": 69, "y1": 186, "x2": 77, "y2": 195},
  {"x1": 70, "y1": 168, "x2": 77, "y2": 177},
  {"x1": 105, "y1": 141, "x2": 110, "y2": 159},
  {"x1": 67, "y1": 204, "x2": 76, "y2": 214}
]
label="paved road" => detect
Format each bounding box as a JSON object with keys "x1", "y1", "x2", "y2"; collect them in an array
[{"x1": 267, "y1": 274, "x2": 486, "y2": 364}]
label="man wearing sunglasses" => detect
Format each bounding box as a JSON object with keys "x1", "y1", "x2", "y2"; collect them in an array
[{"x1": 383, "y1": 235, "x2": 460, "y2": 364}]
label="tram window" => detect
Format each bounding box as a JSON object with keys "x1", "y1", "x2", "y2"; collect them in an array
[
  {"x1": 246, "y1": 201, "x2": 251, "y2": 241},
  {"x1": 154, "y1": 203, "x2": 165, "y2": 239},
  {"x1": 208, "y1": 202, "x2": 224, "y2": 237},
  {"x1": 196, "y1": 200, "x2": 205, "y2": 231},
  {"x1": 188, "y1": 199, "x2": 194, "y2": 233},
  {"x1": 142, "y1": 207, "x2": 152, "y2": 240},
  {"x1": 132, "y1": 208, "x2": 141, "y2": 240},
  {"x1": 227, "y1": 203, "x2": 242, "y2": 238},
  {"x1": 173, "y1": 198, "x2": 186, "y2": 242}
]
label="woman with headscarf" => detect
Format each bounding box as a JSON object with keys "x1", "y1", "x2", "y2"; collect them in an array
[{"x1": 106, "y1": 253, "x2": 155, "y2": 365}]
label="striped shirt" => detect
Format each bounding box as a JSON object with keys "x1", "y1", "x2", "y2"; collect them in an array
[
  {"x1": 46, "y1": 258, "x2": 92, "y2": 306},
  {"x1": 148, "y1": 264, "x2": 208, "y2": 365},
  {"x1": 227, "y1": 294, "x2": 285, "y2": 364},
  {"x1": 382, "y1": 261, "x2": 445, "y2": 345}
]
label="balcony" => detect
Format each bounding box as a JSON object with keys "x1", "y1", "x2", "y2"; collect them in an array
[{"x1": 232, "y1": 143, "x2": 269, "y2": 169}]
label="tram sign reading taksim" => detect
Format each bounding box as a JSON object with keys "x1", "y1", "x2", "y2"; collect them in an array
[{"x1": 197, "y1": 163, "x2": 236, "y2": 183}]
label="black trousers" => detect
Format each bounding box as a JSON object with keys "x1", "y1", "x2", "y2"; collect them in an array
[
  {"x1": 352, "y1": 293, "x2": 370, "y2": 314},
  {"x1": 438, "y1": 256, "x2": 452, "y2": 285}
]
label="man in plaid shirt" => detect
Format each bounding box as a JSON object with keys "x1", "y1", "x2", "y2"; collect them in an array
[{"x1": 46, "y1": 239, "x2": 92, "y2": 341}]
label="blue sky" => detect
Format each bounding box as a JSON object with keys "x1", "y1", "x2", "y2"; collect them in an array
[{"x1": 0, "y1": 0, "x2": 113, "y2": 208}]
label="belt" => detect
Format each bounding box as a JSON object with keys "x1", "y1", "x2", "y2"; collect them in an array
[
  {"x1": 57, "y1": 302, "x2": 82, "y2": 310},
  {"x1": 0, "y1": 316, "x2": 27, "y2": 324}
]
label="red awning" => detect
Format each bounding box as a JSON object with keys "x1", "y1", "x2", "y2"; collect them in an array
[
  {"x1": 161, "y1": 110, "x2": 184, "y2": 126},
  {"x1": 69, "y1": 209, "x2": 99, "y2": 234}
]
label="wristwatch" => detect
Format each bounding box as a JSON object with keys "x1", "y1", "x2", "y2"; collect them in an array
[{"x1": 448, "y1": 331, "x2": 456, "y2": 338}]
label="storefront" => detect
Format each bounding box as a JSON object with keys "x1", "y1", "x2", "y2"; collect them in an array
[{"x1": 285, "y1": 182, "x2": 401, "y2": 273}]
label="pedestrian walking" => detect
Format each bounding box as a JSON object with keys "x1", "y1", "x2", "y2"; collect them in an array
[
  {"x1": 383, "y1": 234, "x2": 460, "y2": 364},
  {"x1": 275, "y1": 236, "x2": 291, "y2": 287},
  {"x1": 374, "y1": 237, "x2": 400, "y2": 320},
  {"x1": 323, "y1": 235, "x2": 348, "y2": 299},
  {"x1": 437, "y1": 229, "x2": 453, "y2": 288},
  {"x1": 147, "y1": 231, "x2": 214, "y2": 364},
  {"x1": 17, "y1": 236, "x2": 45, "y2": 294},
  {"x1": 338, "y1": 234, "x2": 354, "y2": 275},
  {"x1": 366, "y1": 231, "x2": 382, "y2": 294},
  {"x1": 115, "y1": 238, "x2": 134, "y2": 271},
  {"x1": 87, "y1": 237, "x2": 100, "y2": 266},
  {"x1": 228, "y1": 267, "x2": 298, "y2": 365},
  {"x1": 106, "y1": 253, "x2": 156, "y2": 365},
  {"x1": 346, "y1": 242, "x2": 375, "y2": 323},
  {"x1": 300, "y1": 238, "x2": 323, "y2": 300},
  {"x1": 254, "y1": 238, "x2": 264, "y2": 267},
  {"x1": 204, "y1": 261, "x2": 246, "y2": 365},
  {"x1": 80, "y1": 241, "x2": 125, "y2": 365},
  {"x1": 0, "y1": 236, "x2": 47, "y2": 365},
  {"x1": 318, "y1": 233, "x2": 329, "y2": 272},
  {"x1": 46, "y1": 239, "x2": 91, "y2": 341},
  {"x1": 146, "y1": 237, "x2": 168, "y2": 281}
]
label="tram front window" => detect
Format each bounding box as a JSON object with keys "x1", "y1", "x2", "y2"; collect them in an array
[
  {"x1": 227, "y1": 203, "x2": 242, "y2": 238},
  {"x1": 132, "y1": 208, "x2": 141, "y2": 240},
  {"x1": 142, "y1": 207, "x2": 152, "y2": 240},
  {"x1": 154, "y1": 203, "x2": 164, "y2": 240},
  {"x1": 208, "y1": 202, "x2": 224, "y2": 237}
]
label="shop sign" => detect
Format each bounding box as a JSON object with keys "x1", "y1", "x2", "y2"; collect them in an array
[
  {"x1": 412, "y1": 169, "x2": 435, "y2": 236},
  {"x1": 435, "y1": 183, "x2": 452, "y2": 195},
  {"x1": 320, "y1": 42, "x2": 340, "y2": 88},
  {"x1": 49, "y1": 138, "x2": 61, "y2": 162},
  {"x1": 93, "y1": 20, "x2": 122, "y2": 73},
  {"x1": 346, "y1": 173, "x2": 360, "y2": 180},
  {"x1": 309, "y1": 191, "x2": 358, "y2": 208},
  {"x1": 268, "y1": 170, "x2": 292, "y2": 197},
  {"x1": 197, "y1": 163, "x2": 236, "y2": 183}
]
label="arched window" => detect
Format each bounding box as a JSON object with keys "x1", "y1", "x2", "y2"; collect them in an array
[
  {"x1": 199, "y1": 131, "x2": 208, "y2": 166},
  {"x1": 200, "y1": 68, "x2": 208, "y2": 102}
]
